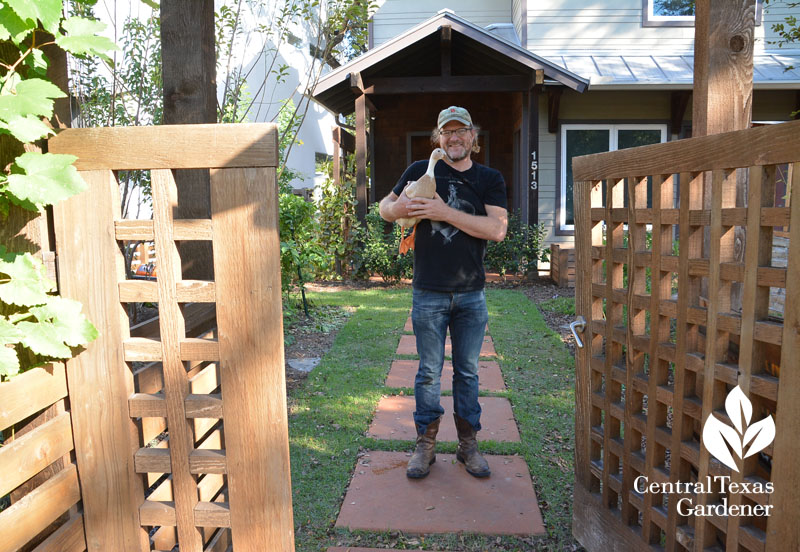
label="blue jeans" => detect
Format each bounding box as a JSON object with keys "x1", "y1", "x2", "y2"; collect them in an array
[{"x1": 411, "y1": 288, "x2": 489, "y2": 434}]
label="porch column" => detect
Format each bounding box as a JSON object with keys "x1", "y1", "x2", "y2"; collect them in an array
[{"x1": 525, "y1": 78, "x2": 541, "y2": 226}]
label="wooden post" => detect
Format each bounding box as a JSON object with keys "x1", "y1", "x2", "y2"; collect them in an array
[
  {"x1": 528, "y1": 85, "x2": 540, "y2": 225},
  {"x1": 210, "y1": 164, "x2": 295, "y2": 551},
  {"x1": 52, "y1": 171, "x2": 150, "y2": 552},
  {"x1": 355, "y1": 93, "x2": 368, "y2": 222},
  {"x1": 161, "y1": 0, "x2": 217, "y2": 280}
]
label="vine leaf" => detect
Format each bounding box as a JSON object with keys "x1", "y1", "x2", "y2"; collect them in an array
[
  {"x1": 0, "y1": 316, "x2": 23, "y2": 345},
  {"x1": 30, "y1": 296, "x2": 99, "y2": 347},
  {"x1": 0, "y1": 346, "x2": 20, "y2": 379},
  {"x1": 0, "y1": 249, "x2": 55, "y2": 307},
  {"x1": 0, "y1": 114, "x2": 54, "y2": 142},
  {"x1": 0, "y1": 78, "x2": 66, "y2": 122},
  {"x1": 0, "y1": 4, "x2": 35, "y2": 45},
  {"x1": 16, "y1": 320, "x2": 71, "y2": 358},
  {"x1": 7, "y1": 152, "x2": 84, "y2": 208},
  {"x1": 4, "y1": 0, "x2": 62, "y2": 34},
  {"x1": 56, "y1": 17, "x2": 119, "y2": 61}
]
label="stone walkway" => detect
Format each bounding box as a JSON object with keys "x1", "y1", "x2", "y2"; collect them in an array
[{"x1": 328, "y1": 312, "x2": 545, "y2": 551}]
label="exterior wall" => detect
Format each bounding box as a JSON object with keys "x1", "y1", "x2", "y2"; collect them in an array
[
  {"x1": 525, "y1": 0, "x2": 797, "y2": 55},
  {"x1": 370, "y1": 0, "x2": 513, "y2": 47},
  {"x1": 373, "y1": 93, "x2": 518, "y2": 207},
  {"x1": 512, "y1": 0, "x2": 525, "y2": 45}
]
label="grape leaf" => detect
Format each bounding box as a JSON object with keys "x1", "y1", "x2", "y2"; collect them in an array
[
  {"x1": 0, "y1": 316, "x2": 23, "y2": 345},
  {"x1": 7, "y1": 152, "x2": 85, "y2": 208},
  {"x1": 30, "y1": 296, "x2": 98, "y2": 347},
  {"x1": 0, "y1": 4, "x2": 35, "y2": 45},
  {"x1": 23, "y1": 48, "x2": 49, "y2": 78},
  {"x1": 0, "y1": 78, "x2": 66, "y2": 122},
  {"x1": 17, "y1": 320, "x2": 72, "y2": 358},
  {"x1": 0, "y1": 250, "x2": 56, "y2": 306},
  {"x1": 0, "y1": 114, "x2": 54, "y2": 142},
  {"x1": 0, "y1": 346, "x2": 20, "y2": 379},
  {"x1": 4, "y1": 0, "x2": 62, "y2": 35},
  {"x1": 56, "y1": 17, "x2": 119, "y2": 61}
]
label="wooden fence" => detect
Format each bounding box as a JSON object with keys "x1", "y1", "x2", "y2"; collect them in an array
[
  {"x1": 571, "y1": 120, "x2": 800, "y2": 551},
  {"x1": 0, "y1": 123, "x2": 294, "y2": 552}
]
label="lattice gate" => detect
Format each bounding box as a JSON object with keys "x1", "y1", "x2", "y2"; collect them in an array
[
  {"x1": 49, "y1": 124, "x2": 294, "y2": 551},
  {"x1": 571, "y1": 121, "x2": 800, "y2": 552}
]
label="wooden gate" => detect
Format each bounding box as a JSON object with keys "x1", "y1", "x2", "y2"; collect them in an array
[
  {"x1": 571, "y1": 120, "x2": 800, "y2": 551},
  {"x1": 48, "y1": 124, "x2": 294, "y2": 551}
]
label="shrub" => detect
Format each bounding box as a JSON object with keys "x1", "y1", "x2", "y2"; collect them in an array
[
  {"x1": 485, "y1": 211, "x2": 549, "y2": 279},
  {"x1": 315, "y1": 162, "x2": 359, "y2": 278},
  {"x1": 355, "y1": 203, "x2": 413, "y2": 282}
]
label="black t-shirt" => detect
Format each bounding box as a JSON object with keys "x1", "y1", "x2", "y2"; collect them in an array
[{"x1": 393, "y1": 160, "x2": 507, "y2": 292}]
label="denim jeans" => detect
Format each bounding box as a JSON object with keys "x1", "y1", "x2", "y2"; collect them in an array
[{"x1": 411, "y1": 288, "x2": 489, "y2": 434}]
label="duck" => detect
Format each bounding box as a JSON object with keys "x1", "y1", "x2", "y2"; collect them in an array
[{"x1": 397, "y1": 148, "x2": 448, "y2": 254}]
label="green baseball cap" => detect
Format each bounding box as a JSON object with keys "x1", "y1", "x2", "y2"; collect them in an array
[{"x1": 437, "y1": 106, "x2": 473, "y2": 129}]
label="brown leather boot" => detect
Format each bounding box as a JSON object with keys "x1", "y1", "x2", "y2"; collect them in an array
[
  {"x1": 406, "y1": 417, "x2": 441, "y2": 478},
  {"x1": 454, "y1": 414, "x2": 491, "y2": 478}
]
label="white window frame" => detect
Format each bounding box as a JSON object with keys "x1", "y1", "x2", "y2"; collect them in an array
[
  {"x1": 559, "y1": 124, "x2": 667, "y2": 233},
  {"x1": 642, "y1": 0, "x2": 762, "y2": 27}
]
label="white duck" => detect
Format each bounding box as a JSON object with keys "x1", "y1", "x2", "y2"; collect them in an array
[{"x1": 397, "y1": 148, "x2": 448, "y2": 254}]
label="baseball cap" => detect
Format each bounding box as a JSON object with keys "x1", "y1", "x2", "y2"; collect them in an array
[{"x1": 437, "y1": 106, "x2": 473, "y2": 129}]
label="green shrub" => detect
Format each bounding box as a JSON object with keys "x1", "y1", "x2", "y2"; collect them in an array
[
  {"x1": 355, "y1": 203, "x2": 413, "y2": 282},
  {"x1": 485, "y1": 211, "x2": 549, "y2": 279},
  {"x1": 315, "y1": 162, "x2": 359, "y2": 279}
]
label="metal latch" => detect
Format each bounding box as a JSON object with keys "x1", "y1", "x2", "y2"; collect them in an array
[{"x1": 570, "y1": 316, "x2": 587, "y2": 349}]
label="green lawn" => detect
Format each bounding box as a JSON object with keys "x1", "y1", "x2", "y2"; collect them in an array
[{"x1": 288, "y1": 287, "x2": 580, "y2": 551}]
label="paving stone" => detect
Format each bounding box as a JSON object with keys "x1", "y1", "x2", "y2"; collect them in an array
[
  {"x1": 386, "y1": 360, "x2": 505, "y2": 391},
  {"x1": 335, "y1": 451, "x2": 545, "y2": 536},
  {"x1": 328, "y1": 549, "x2": 452, "y2": 552},
  {"x1": 287, "y1": 357, "x2": 321, "y2": 373},
  {"x1": 367, "y1": 395, "x2": 519, "y2": 442},
  {"x1": 395, "y1": 334, "x2": 497, "y2": 358}
]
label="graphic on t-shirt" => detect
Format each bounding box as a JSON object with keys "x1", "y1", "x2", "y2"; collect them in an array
[{"x1": 431, "y1": 182, "x2": 476, "y2": 244}]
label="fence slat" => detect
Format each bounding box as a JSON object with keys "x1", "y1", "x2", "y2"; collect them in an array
[
  {"x1": 32, "y1": 514, "x2": 86, "y2": 552},
  {"x1": 52, "y1": 169, "x2": 149, "y2": 552},
  {"x1": 210, "y1": 167, "x2": 295, "y2": 551},
  {"x1": 0, "y1": 464, "x2": 81, "y2": 552},
  {"x1": 48, "y1": 124, "x2": 279, "y2": 171},
  {"x1": 766, "y1": 162, "x2": 800, "y2": 551},
  {"x1": 0, "y1": 412, "x2": 74, "y2": 497},
  {"x1": 151, "y1": 168, "x2": 204, "y2": 552},
  {"x1": 0, "y1": 364, "x2": 67, "y2": 430}
]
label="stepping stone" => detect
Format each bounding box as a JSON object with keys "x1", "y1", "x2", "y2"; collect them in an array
[
  {"x1": 329, "y1": 549, "x2": 453, "y2": 552},
  {"x1": 404, "y1": 317, "x2": 488, "y2": 334},
  {"x1": 367, "y1": 396, "x2": 519, "y2": 442},
  {"x1": 335, "y1": 451, "x2": 545, "y2": 536},
  {"x1": 287, "y1": 357, "x2": 321, "y2": 373},
  {"x1": 386, "y1": 360, "x2": 505, "y2": 391},
  {"x1": 395, "y1": 335, "x2": 497, "y2": 357}
]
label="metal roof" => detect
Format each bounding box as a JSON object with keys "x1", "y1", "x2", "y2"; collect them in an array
[
  {"x1": 312, "y1": 10, "x2": 589, "y2": 115},
  {"x1": 541, "y1": 51, "x2": 800, "y2": 89}
]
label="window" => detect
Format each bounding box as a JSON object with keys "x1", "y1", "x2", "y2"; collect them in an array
[
  {"x1": 559, "y1": 124, "x2": 667, "y2": 233},
  {"x1": 643, "y1": 0, "x2": 762, "y2": 27}
]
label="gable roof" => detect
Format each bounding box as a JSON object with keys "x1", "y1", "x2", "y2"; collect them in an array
[{"x1": 312, "y1": 10, "x2": 589, "y2": 115}]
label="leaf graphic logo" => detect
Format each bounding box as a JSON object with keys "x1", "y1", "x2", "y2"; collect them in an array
[{"x1": 701, "y1": 386, "x2": 776, "y2": 473}]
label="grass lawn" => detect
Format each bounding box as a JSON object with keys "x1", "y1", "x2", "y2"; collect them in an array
[{"x1": 288, "y1": 287, "x2": 579, "y2": 551}]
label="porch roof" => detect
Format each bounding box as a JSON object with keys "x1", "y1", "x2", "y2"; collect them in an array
[
  {"x1": 312, "y1": 10, "x2": 589, "y2": 115},
  {"x1": 541, "y1": 51, "x2": 800, "y2": 90}
]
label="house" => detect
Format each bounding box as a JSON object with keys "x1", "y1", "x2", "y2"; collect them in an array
[{"x1": 312, "y1": 0, "x2": 800, "y2": 257}]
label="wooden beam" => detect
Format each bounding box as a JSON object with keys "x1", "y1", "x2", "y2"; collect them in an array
[
  {"x1": 332, "y1": 126, "x2": 356, "y2": 153},
  {"x1": 440, "y1": 25, "x2": 451, "y2": 77},
  {"x1": 355, "y1": 94, "x2": 368, "y2": 222},
  {"x1": 528, "y1": 87, "x2": 540, "y2": 225},
  {"x1": 349, "y1": 71, "x2": 377, "y2": 112},
  {"x1": 547, "y1": 88, "x2": 562, "y2": 134},
  {"x1": 161, "y1": 0, "x2": 217, "y2": 281},
  {"x1": 364, "y1": 75, "x2": 531, "y2": 94}
]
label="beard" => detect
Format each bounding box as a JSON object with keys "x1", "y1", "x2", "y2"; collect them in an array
[{"x1": 444, "y1": 139, "x2": 473, "y2": 161}]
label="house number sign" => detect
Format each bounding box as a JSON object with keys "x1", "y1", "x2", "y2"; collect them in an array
[{"x1": 530, "y1": 151, "x2": 538, "y2": 190}]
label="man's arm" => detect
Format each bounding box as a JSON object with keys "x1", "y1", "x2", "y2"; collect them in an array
[
  {"x1": 405, "y1": 194, "x2": 508, "y2": 242},
  {"x1": 378, "y1": 188, "x2": 412, "y2": 223}
]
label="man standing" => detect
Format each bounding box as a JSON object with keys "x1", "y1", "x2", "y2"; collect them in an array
[{"x1": 379, "y1": 106, "x2": 508, "y2": 479}]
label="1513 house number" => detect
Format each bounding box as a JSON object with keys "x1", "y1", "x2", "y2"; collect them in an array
[{"x1": 530, "y1": 151, "x2": 538, "y2": 190}]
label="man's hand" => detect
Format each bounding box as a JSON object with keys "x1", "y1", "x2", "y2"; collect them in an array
[{"x1": 406, "y1": 193, "x2": 452, "y2": 222}]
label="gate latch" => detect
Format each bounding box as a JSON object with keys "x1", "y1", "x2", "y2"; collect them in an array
[{"x1": 570, "y1": 316, "x2": 586, "y2": 349}]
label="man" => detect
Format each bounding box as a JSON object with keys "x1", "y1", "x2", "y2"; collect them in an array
[{"x1": 379, "y1": 106, "x2": 508, "y2": 479}]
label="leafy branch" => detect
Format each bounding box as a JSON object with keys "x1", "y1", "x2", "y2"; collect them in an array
[{"x1": 0, "y1": 0, "x2": 117, "y2": 380}]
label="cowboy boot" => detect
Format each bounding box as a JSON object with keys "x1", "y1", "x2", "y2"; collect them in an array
[
  {"x1": 406, "y1": 416, "x2": 441, "y2": 478},
  {"x1": 454, "y1": 414, "x2": 491, "y2": 478}
]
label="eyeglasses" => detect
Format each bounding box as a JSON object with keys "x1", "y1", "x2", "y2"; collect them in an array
[{"x1": 439, "y1": 127, "x2": 472, "y2": 138}]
